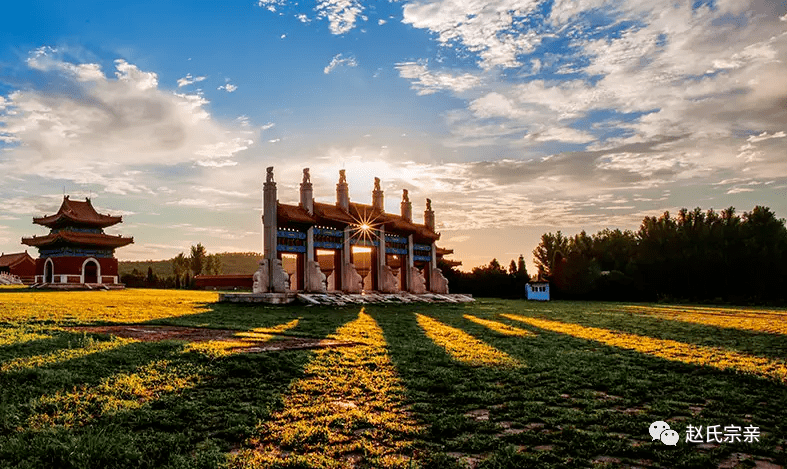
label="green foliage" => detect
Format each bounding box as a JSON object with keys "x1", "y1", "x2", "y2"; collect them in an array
[
  {"x1": 121, "y1": 251, "x2": 252, "y2": 289},
  {"x1": 190, "y1": 243, "x2": 207, "y2": 277},
  {"x1": 203, "y1": 254, "x2": 222, "y2": 276},
  {"x1": 533, "y1": 231, "x2": 569, "y2": 279},
  {"x1": 121, "y1": 253, "x2": 259, "y2": 278},
  {"x1": 534, "y1": 205, "x2": 787, "y2": 303}
]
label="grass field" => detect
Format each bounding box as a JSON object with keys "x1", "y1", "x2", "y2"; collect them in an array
[{"x1": 0, "y1": 288, "x2": 785, "y2": 468}]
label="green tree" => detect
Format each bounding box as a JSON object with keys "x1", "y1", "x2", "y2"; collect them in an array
[
  {"x1": 204, "y1": 255, "x2": 215, "y2": 276},
  {"x1": 172, "y1": 252, "x2": 189, "y2": 288},
  {"x1": 204, "y1": 253, "x2": 222, "y2": 275},
  {"x1": 190, "y1": 243, "x2": 207, "y2": 277},
  {"x1": 516, "y1": 254, "x2": 528, "y2": 279},
  {"x1": 533, "y1": 231, "x2": 569, "y2": 279}
]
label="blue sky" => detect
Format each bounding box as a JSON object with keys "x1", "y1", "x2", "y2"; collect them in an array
[{"x1": 1, "y1": 0, "x2": 786, "y2": 272}]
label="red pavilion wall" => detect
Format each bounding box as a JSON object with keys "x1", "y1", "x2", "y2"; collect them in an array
[{"x1": 35, "y1": 257, "x2": 119, "y2": 283}]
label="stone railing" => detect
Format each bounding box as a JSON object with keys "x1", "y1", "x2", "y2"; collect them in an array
[{"x1": 0, "y1": 272, "x2": 23, "y2": 285}]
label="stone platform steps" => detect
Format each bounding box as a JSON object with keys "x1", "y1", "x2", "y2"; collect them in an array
[
  {"x1": 219, "y1": 292, "x2": 474, "y2": 305},
  {"x1": 28, "y1": 283, "x2": 123, "y2": 291}
]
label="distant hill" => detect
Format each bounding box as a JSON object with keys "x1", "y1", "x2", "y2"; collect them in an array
[{"x1": 119, "y1": 252, "x2": 262, "y2": 277}]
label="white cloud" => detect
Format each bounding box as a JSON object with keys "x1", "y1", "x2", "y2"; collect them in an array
[
  {"x1": 257, "y1": 0, "x2": 286, "y2": 12},
  {"x1": 594, "y1": 152, "x2": 692, "y2": 178},
  {"x1": 195, "y1": 138, "x2": 253, "y2": 158},
  {"x1": 394, "y1": 0, "x2": 787, "y2": 185},
  {"x1": 260, "y1": 122, "x2": 276, "y2": 131},
  {"x1": 257, "y1": 0, "x2": 363, "y2": 34},
  {"x1": 726, "y1": 187, "x2": 755, "y2": 194},
  {"x1": 218, "y1": 82, "x2": 238, "y2": 93},
  {"x1": 401, "y1": 0, "x2": 542, "y2": 69},
  {"x1": 0, "y1": 49, "x2": 253, "y2": 193},
  {"x1": 395, "y1": 61, "x2": 482, "y2": 95},
  {"x1": 324, "y1": 53, "x2": 358, "y2": 74},
  {"x1": 114, "y1": 59, "x2": 158, "y2": 90},
  {"x1": 316, "y1": 0, "x2": 364, "y2": 35},
  {"x1": 166, "y1": 198, "x2": 235, "y2": 209},
  {"x1": 177, "y1": 73, "x2": 206, "y2": 87},
  {"x1": 195, "y1": 159, "x2": 239, "y2": 168},
  {"x1": 747, "y1": 131, "x2": 786, "y2": 143},
  {"x1": 526, "y1": 127, "x2": 595, "y2": 144},
  {"x1": 25, "y1": 46, "x2": 106, "y2": 82},
  {"x1": 194, "y1": 187, "x2": 250, "y2": 198}
]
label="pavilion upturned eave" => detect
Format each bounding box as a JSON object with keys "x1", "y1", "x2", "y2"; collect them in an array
[
  {"x1": 21, "y1": 231, "x2": 134, "y2": 249},
  {"x1": 33, "y1": 214, "x2": 123, "y2": 229},
  {"x1": 33, "y1": 196, "x2": 123, "y2": 229}
]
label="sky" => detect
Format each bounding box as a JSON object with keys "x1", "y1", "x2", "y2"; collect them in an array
[{"x1": 1, "y1": 0, "x2": 786, "y2": 273}]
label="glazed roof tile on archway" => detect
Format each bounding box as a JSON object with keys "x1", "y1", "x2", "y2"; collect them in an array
[{"x1": 277, "y1": 200, "x2": 440, "y2": 242}]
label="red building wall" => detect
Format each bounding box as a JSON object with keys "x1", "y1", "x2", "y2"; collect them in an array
[
  {"x1": 10, "y1": 257, "x2": 36, "y2": 282},
  {"x1": 35, "y1": 257, "x2": 119, "y2": 283}
]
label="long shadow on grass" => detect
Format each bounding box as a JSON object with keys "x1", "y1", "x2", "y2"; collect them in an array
[
  {"x1": 0, "y1": 304, "x2": 360, "y2": 469},
  {"x1": 142, "y1": 302, "x2": 358, "y2": 338},
  {"x1": 0, "y1": 329, "x2": 120, "y2": 362},
  {"x1": 434, "y1": 306, "x2": 787, "y2": 469},
  {"x1": 370, "y1": 305, "x2": 564, "y2": 468},
  {"x1": 492, "y1": 299, "x2": 787, "y2": 361},
  {"x1": 0, "y1": 340, "x2": 184, "y2": 431}
]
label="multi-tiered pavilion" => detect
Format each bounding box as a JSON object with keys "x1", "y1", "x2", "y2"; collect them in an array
[
  {"x1": 254, "y1": 167, "x2": 451, "y2": 295},
  {"x1": 22, "y1": 196, "x2": 133, "y2": 288}
]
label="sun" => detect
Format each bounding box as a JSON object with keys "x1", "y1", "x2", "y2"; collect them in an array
[{"x1": 347, "y1": 209, "x2": 383, "y2": 247}]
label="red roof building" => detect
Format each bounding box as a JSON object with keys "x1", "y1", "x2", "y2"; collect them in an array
[
  {"x1": 0, "y1": 251, "x2": 36, "y2": 284},
  {"x1": 22, "y1": 196, "x2": 133, "y2": 287}
]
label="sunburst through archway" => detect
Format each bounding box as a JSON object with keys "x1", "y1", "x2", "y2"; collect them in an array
[{"x1": 346, "y1": 208, "x2": 385, "y2": 247}]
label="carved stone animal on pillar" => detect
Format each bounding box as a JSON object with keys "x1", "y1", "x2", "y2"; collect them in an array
[
  {"x1": 372, "y1": 177, "x2": 384, "y2": 211},
  {"x1": 252, "y1": 260, "x2": 269, "y2": 293},
  {"x1": 305, "y1": 260, "x2": 327, "y2": 292},
  {"x1": 300, "y1": 168, "x2": 314, "y2": 214},
  {"x1": 424, "y1": 198, "x2": 435, "y2": 231},
  {"x1": 270, "y1": 259, "x2": 290, "y2": 292},
  {"x1": 401, "y1": 189, "x2": 412, "y2": 221},
  {"x1": 339, "y1": 169, "x2": 347, "y2": 184},
  {"x1": 410, "y1": 266, "x2": 427, "y2": 294},
  {"x1": 266, "y1": 166, "x2": 274, "y2": 183},
  {"x1": 344, "y1": 263, "x2": 364, "y2": 293},
  {"x1": 379, "y1": 265, "x2": 399, "y2": 293},
  {"x1": 430, "y1": 267, "x2": 449, "y2": 294}
]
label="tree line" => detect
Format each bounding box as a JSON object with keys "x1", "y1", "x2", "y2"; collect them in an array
[
  {"x1": 120, "y1": 243, "x2": 222, "y2": 288},
  {"x1": 438, "y1": 255, "x2": 530, "y2": 299},
  {"x1": 442, "y1": 205, "x2": 787, "y2": 304}
]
